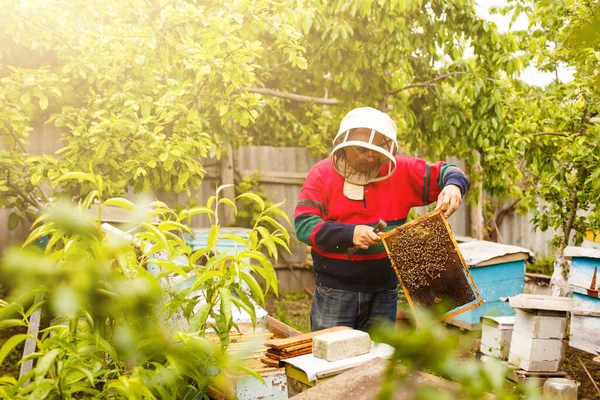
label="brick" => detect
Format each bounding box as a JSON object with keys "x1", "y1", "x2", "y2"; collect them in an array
[{"x1": 312, "y1": 329, "x2": 371, "y2": 362}]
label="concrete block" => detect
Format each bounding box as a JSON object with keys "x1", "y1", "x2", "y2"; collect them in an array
[
  {"x1": 508, "y1": 331, "x2": 564, "y2": 371},
  {"x1": 513, "y1": 309, "x2": 566, "y2": 340},
  {"x1": 312, "y1": 329, "x2": 371, "y2": 362}
]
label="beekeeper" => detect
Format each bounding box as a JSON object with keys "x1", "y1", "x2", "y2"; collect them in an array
[{"x1": 294, "y1": 106, "x2": 469, "y2": 331}]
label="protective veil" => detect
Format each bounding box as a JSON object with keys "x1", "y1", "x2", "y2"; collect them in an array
[{"x1": 330, "y1": 107, "x2": 398, "y2": 200}]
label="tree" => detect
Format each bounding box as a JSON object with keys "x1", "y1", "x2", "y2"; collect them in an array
[
  {"x1": 237, "y1": 0, "x2": 523, "y2": 238},
  {"x1": 0, "y1": 0, "x2": 309, "y2": 226},
  {"x1": 493, "y1": 0, "x2": 600, "y2": 294}
]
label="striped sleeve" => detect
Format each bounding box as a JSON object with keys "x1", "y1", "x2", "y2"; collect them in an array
[
  {"x1": 410, "y1": 159, "x2": 469, "y2": 205},
  {"x1": 294, "y1": 167, "x2": 354, "y2": 249}
]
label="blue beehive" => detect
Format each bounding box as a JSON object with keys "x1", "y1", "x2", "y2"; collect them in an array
[
  {"x1": 445, "y1": 240, "x2": 532, "y2": 329},
  {"x1": 564, "y1": 246, "x2": 600, "y2": 355}
]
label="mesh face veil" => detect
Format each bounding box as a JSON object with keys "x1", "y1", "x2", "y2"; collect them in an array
[{"x1": 330, "y1": 107, "x2": 398, "y2": 199}]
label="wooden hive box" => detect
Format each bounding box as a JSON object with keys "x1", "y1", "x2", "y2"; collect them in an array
[
  {"x1": 480, "y1": 316, "x2": 515, "y2": 360},
  {"x1": 380, "y1": 210, "x2": 482, "y2": 323},
  {"x1": 506, "y1": 294, "x2": 572, "y2": 372},
  {"x1": 564, "y1": 246, "x2": 600, "y2": 355}
]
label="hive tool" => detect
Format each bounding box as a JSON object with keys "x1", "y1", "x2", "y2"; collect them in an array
[{"x1": 347, "y1": 219, "x2": 387, "y2": 261}]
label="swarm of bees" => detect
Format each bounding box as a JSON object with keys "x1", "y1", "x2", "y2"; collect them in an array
[{"x1": 388, "y1": 216, "x2": 452, "y2": 292}]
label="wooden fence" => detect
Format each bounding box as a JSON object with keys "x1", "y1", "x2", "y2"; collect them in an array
[{"x1": 1, "y1": 127, "x2": 557, "y2": 291}]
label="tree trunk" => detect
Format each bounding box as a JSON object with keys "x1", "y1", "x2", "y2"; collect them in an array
[
  {"x1": 219, "y1": 143, "x2": 236, "y2": 226},
  {"x1": 551, "y1": 247, "x2": 570, "y2": 297},
  {"x1": 550, "y1": 192, "x2": 577, "y2": 296},
  {"x1": 469, "y1": 151, "x2": 484, "y2": 240}
]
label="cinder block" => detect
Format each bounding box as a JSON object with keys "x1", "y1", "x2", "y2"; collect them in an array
[
  {"x1": 514, "y1": 309, "x2": 567, "y2": 339},
  {"x1": 508, "y1": 331, "x2": 564, "y2": 371},
  {"x1": 312, "y1": 329, "x2": 371, "y2": 362}
]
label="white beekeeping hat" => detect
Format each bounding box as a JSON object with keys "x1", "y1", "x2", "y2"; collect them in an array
[{"x1": 330, "y1": 107, "x2": 398, "y2": 200}]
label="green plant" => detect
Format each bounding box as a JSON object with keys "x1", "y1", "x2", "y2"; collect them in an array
[
  {"x1": 0, "y1": 183, "x2": 291, "y2": 398},
  {"x1": 526, "y1": 255, "x2": 554, "y2": 276},
  {"x1": 232, "y1": 173, "x2": 274, "y2": 229}
]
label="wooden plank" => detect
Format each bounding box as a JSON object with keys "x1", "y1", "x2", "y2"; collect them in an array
[
  {"x1": 265, "y1": 315, "x2": 303, "y2": 338},
  {"x1": 260, "y1": 358, "x2": 281, "y2": 368},
  {"x1": 265, "y1": 326, "x2": 351, "y2": 350},
  {"x1": 280, "y1": 342, "x2": 313, "y2": 353},
  {"x1": 265, "y1": 349, "x2": 311, "y2": 361},
  {"x1": 205, "y1": 165, "x2": 308, "y2": 186},
  {"x1": 19, "y1": 293, "x2": 44, "y2": 381}
]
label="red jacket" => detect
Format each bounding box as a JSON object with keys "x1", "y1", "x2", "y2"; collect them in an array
[{"x1": 294, "y1": 156, "x2": 469, "y2": 292}]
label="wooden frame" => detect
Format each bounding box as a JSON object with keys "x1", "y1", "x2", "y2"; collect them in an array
[{"x1": 380, "y1": 209, "x2": 483, "y2": 324}]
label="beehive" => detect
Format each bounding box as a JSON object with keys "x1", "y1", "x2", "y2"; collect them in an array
[{"x1": 381, "y1": 210, "x2": 482, "y2": 321}]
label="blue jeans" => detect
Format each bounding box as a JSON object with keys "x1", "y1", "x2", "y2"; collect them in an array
[{"x1": 310, "y1": 285, "x2": 398, "y2": 332}]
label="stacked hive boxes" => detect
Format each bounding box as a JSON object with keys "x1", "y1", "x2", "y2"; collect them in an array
[
  {"x1": 564, "y1": 246, "x2": 600, "y2": 355},
  {"x1": 507, "y1": 294, "x2": 572, "y2": 372}
]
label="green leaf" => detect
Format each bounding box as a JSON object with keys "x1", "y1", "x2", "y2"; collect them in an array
[
  {"x1": 39, "y1": 95, "x2": 48, "y2": 110},
  {"x1": 55, "y1": 172, "x2": 96, "y2": 185},
  {"x1": 218, "y1": 287, "x2": 233, "y2": 326},
  {"x1": 35, "y1": 349, "x2": 60, "y2": 382},
  {"x1": 0, "y1": 334, "x2": 31, "y2": 365},
  {"x1": 218, "y1": 198, "x2": 237, "y2": 216},
  {"x1": 257, "y1": 226, "x2": 277, "y2": 258},
  {"x1": 20, "y1": 93, "x2": 31, "y2": 105},
  {"x1": 151, "y1": 260, "x2": 188, "y2": 278},
  {"x1": 236, "y1": 193, "x2": 265, "y2": 212},
  {"x1": 239, "y1": 270, "x2": 264, "y2": 304},
  {"x1": 190, "y1": 270, "x2": 222, "y2": 292},
  {"x1": 207, "y1": 224, "x2": 220, "y2": 253},
  {"x1": 0, "y1": 319, "x2": 27, "y2": 331},
  {"x1": 8, "y1": 212, "x2": 20, "y2": 230}
]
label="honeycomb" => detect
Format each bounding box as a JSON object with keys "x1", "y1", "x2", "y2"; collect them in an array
[{"x1": 382, "y1": 210, "x2": 480, "y2": 317}]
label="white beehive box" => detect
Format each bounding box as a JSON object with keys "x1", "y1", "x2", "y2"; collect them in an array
[
  {"x1": 513, "y1": 309, "x2": 567, "y2": 340},
  {"x1": 508, "y1": 331, "x2": 565, "y2": 371},
  {"x1": 506, "y1": 294, "x2": 572, "y2": 372},
  {"x1": 480, "y1": 316, "x2": 514, "y2": 359}
]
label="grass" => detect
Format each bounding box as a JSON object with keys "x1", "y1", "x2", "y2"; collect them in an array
[{"x1": 264, "y1": 291, "x2": 312, "y2": 333}]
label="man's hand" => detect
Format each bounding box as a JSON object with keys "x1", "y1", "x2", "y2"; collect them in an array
[
  {"x1": 353, "y1": 225, "x2": 381, "y2": 249},
  {"x1": 435, "y1": 184, "x2": 463, "y2": 218}
]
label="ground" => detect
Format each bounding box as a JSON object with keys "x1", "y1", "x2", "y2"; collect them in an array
[
  {"x1": 265, "y1": 291, "x2": 600, "y2": 399},
  {"x1": 1, "y1": 292, "x2": 598, "y2": 398}
]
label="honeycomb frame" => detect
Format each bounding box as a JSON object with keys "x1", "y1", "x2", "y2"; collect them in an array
[{"x1": 381, "y1": 209, "x2": 483, "y2": 321}]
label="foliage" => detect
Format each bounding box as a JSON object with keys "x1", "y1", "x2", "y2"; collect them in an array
[
  {"x1": 0, "y1": 184, "x2": 291, "y2": 398},
  {"x1": 487, "y1": 0, "x2": 600, "y2": 253},
  {"x1": 526, "y1": 254, "x2": 554, "y2": 276},
  {"x1": 231, "y1": 173, "x2": 275, "y2": 229},
  {"x1": 0, "y1": 0, "x2": 309, "y2": 226},
  {"x1": 244, "y1": 0, "x2": 522, "y2": 189},
  {"x1": 371, "y1": 306, "x2": 540, "y2": 400}
]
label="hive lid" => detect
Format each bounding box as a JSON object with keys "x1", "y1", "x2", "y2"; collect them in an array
[
  {"x1": 480, "y1": 316, "x2": 515, "y2": 329},
  {"x1": 458, "y1": 241, "x2": 533, "y2": 267},
  {"x1": 564, "y1": 246, "x2": 600, "y2": 260},
  {"x1": 504, "y1": 294, "x2": 573, "y2": 312},
  {"x1": 380, "y1": 209, "x2": 482, "y2": 322}
]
